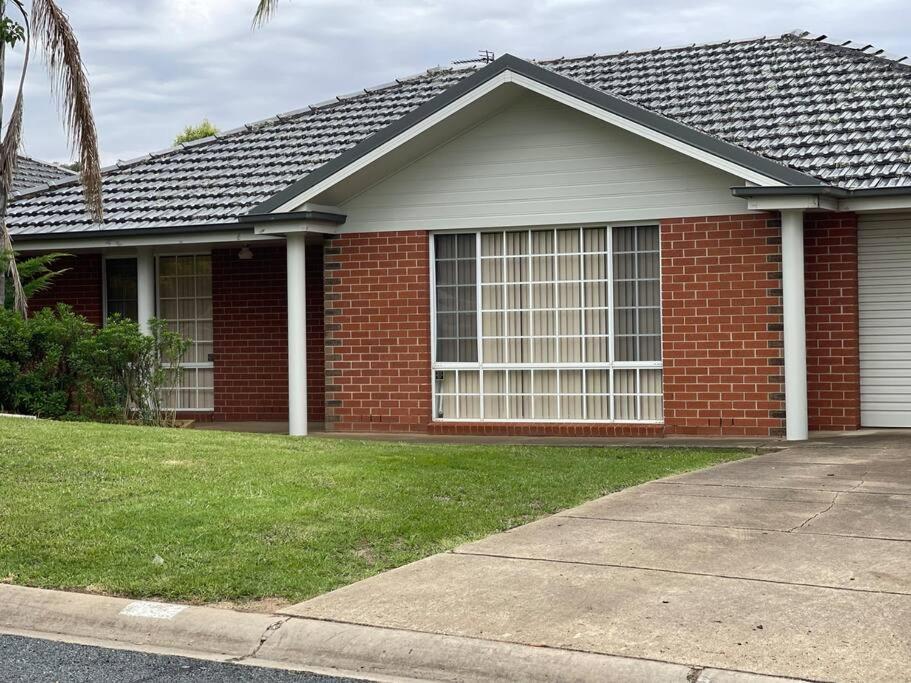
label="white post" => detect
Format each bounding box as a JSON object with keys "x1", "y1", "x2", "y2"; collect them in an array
[
  {"x1": 781, "y1": 209, "x2": 808, "y2": 441},
  {"x1": 286, "y1": 233, "x2": 308, "y2": 436},
  {"x1": 136, "y1": 249, "x2": 156, "y2": 335}
]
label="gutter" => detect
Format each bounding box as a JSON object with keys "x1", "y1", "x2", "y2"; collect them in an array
[
  {"x1": 731, "y1": 184, "x2": 911, "y2": 199},
  {"x1": 238, "y1": 210, "x2": 347, "y2": 225}
]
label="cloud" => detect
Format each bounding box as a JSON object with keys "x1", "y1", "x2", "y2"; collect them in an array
[{"x1": 4, "y1": 0, "x2": 909, "y2": 165}]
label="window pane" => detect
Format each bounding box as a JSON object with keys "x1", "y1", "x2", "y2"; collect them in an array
[
  {"x1": 485, "y1": 370, "x2": 507, "y2": 394},
  {"x1": 556, "y1": 229, "x2": 579, "y2": 253},
  {"x1": 436, "y1": 234, "x2": 456, "y2": 259},
  {"x1": 532, "y1": 337, "x2": 557, "y2": 363},
  {"x1": 458, "y1": 340, "x2": 478, "y2": 362},
  {"x1": 637, "y1": 225, "x2": 659, "y2": 251},
  {"x1": 586, "y1": 394, "x2": 611, "y2": 420},
  {"x1": 481, "y1": 285, "x2": 502, "y2": 310},
  {"x1": 534, "y1": 395, "x2": 558, "y2": 419},
  {"x1": 531, "y1": 230, "x2": 553, "y2": 254},
  {"x1": 583, "y1": 253, "x2": 607, "y2": 280},
  {"x1": 530, "y1": 256, "x2": 554, "y2": 282},
  {"x1": 437, "y1": 339, "x2": 457, "y2": 362},
  {"x1": 531, "y1": 283, "x2": 554, "y2": 308},
  {"x1": 481, "y1": 258, "x2": 500, "y2": 283},
  {"x1": 585, "y1": 337, "x2": 609, "y2": 363},
  {"x1": 561, "y1": 395, "x2": 583, "y2": 419},
  {"x1": 557, "y1": 255, "x2": 578, "y2": 280},
  {"x1": 481, "y1": 233, "x2": 502, "y2": 257},
  {"x1": 482, "y1": 338, "x2": 505, "y2": 362},
  {"x1": 437, "y1": 287, "x2": 457, "y2": 312},
  {"x1": 583, "y1": 227, "x2": 608, "y2": 252},
  {"x1": 586, "y1": 369, "x2": 610, "y2": 394},
  {"x1": 613, "y1": 226, "x2": 635, "y2": 252},
  {"x1": 534, "y1": 370, "x2": 558, "y2": 394},
  {"x1": 506, "y1": 231, "x2": 527, "y2": 255}
]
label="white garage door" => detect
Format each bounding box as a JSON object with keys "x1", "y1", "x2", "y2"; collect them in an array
[{"x1": 859, "y1": 213, "x2": 911, "y2": 427}]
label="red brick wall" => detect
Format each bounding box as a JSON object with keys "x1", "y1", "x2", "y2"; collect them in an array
[
  {"x1": 27, "y1": 252, "x2": 103, "y2": 325},
  {"x1": 661, "y1": 214, "x2": 786, "y2": 437},
  {"x1": 804, "y1": 213, "x2": 860, "y2": 430},
  {"x1": 211, "y1": 244, "x2": 324, "y2": 423},
  {"x1": 323, "y1": 231, "x2": 432, "y2": 432}
]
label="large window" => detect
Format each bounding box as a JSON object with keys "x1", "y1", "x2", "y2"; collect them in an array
[
  {"x1": 157, "y1": 254, "x2": 214, "y2": 411},
  {"x1": 432, "y1": 226, "x2": 662, "y2": 422}
]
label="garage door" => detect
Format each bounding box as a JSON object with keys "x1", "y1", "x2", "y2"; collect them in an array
[{"x1": 859, "y1": 213, "x2": 911, "y2": 427}]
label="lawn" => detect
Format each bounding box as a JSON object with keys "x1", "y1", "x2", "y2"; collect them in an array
[{"x1": 0, "y1": 417, "x2": 747, "y2": 606}]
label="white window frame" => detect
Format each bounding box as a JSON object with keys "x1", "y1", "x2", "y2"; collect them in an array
[
  {"x1": 155, "y1": 252, "x2": 214, "y2": 413},
  {"x1": 430, "y1": 225, "x2": 663, "y2": 423}
]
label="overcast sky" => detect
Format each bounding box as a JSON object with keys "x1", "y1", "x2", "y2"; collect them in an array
[{"x1": 7, "y1": 0, "x2": 911, "y2": 166}]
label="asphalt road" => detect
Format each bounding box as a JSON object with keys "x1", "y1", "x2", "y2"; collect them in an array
[{"x1": 0, "y1": 633, "x2": 363, "y2": 682}]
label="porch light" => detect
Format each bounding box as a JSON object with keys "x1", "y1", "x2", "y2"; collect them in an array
[{"x1": 238, "y1": 245, "x2": 253, "y2": 260}]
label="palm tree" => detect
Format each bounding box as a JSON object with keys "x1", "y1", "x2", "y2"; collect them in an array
[
  {"x1": 0, "y1": 0, "x2": 102, "y2": 316},
  {"x1": 253, "y1": 0, "x2": 281, "y2": 26}
]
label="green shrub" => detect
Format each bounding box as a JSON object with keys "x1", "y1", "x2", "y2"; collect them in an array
[{"x1": 0, "y1": 305, "x2": 190, "y2": 425}]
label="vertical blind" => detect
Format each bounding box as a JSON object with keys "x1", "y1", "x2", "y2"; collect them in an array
[{"x1": 433, "y1": 226, "x2": 662, "y2": 422}]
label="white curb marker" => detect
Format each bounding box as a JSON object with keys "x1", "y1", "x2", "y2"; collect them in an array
[{"x1": 119, "y1": 601, "x2": 187, "y2": 619}]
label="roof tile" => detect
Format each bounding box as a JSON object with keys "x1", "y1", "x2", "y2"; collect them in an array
[{"x1": 11, "y1": 31, "x2": 911, "y2": 236}]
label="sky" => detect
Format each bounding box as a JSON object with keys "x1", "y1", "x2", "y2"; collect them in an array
[{"x1": 6, "y1": 0, "x2": 911, "y2": 166}]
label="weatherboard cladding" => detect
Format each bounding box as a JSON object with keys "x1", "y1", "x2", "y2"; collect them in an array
[{"x1": 9, "y1": 31, "x2": 911, "y2": 236}]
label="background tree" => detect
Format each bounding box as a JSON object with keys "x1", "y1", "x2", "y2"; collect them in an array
[
  {"x1": 0, "y1": 0, "x2": 102, "y2": 316},
  {"x1": 174, "y1": 118, "x2": 218, "y2": 145}
]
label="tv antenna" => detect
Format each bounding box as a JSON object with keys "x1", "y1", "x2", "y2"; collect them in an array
[{"x1": 453, "y1": 50, "x2": 495, "y2": 65}]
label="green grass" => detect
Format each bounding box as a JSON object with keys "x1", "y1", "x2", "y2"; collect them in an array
[{"x1": 0, "y1": 417, "x2": 746, "y2": 605}]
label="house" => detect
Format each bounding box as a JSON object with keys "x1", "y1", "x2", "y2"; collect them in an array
[
  {"x1": 8, "y1": 30, "x2": 911, "y2": 440},
  {"x1": 12, "y1": 156, "x2": 75, "y2": 194}
]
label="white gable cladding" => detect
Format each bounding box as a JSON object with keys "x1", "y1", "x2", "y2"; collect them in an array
[{"x1": 339, "y1": 92, "x2": 749, "y2": 232}]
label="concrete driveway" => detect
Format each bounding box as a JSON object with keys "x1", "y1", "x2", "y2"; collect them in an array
[{"x1": 285, "y1": 432, "x2": 911, "y2": 682}]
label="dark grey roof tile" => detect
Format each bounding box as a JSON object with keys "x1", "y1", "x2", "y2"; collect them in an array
[{"x1": 11, "y1": 31, "x2": 911, "y2": 236}]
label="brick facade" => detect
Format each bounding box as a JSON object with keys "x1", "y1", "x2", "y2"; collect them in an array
[
  {"x1": 661, "y1": 214, "x2": 786, "y2": 437},
  {"x1": 323, "y1": 231, "x2": 432, "y2": 432},
  {"x1": 804, "y1": 213, "x2": 861, "y2": 430},
  {"x1": 23, "y1": 211, "x2": 863, "y2": 437},
  {"x1": 211, "y1": 244, "x2": 324, "y2": 423},
  {"x1": 28, "y1": 252, "x2": 103, "y2": 325}
]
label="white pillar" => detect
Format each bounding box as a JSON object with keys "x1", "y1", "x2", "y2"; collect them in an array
[
  {"x1": 136, "y1": 248, "x2": 156, "y2": 335},
  {"x1": 286, "y1": 233, "x2": 308, "y2": 436},
  {"x1": 781, "y1": 209, "x2": 808, "y2": 441}
]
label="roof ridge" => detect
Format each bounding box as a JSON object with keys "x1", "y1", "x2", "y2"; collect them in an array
[
  {"x1": 785, "y1": 29, "x2": 911, "y2": 72},
  {"x1": 536, "y1": 33, "x2": 776, "y2": 66},
  {"x1": 10, "y1": 64, "x2": 472, "y2": 203},
  {"x1": 16, "y1": 154, "x2": 77, "y2": 174}
]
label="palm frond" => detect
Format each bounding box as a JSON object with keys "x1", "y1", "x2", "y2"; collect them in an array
[
  {"x1": 0, "y1": 230, "x2": 26, "y2": 314},
  {"x1": 252, "y1": 0, "x2": 280, "y2": 27},
  {"x1": 17, "y1": 251, "x2": 70, "y2": 297},
  {"x1": 0, "y1": 2, "x2": 27, "y2": 199},
  {"x1": 31, "y1": 0, "x2": 102, "y2": 222},
  {"x1": 0, "y1": 0, "x2": 32, "y2": 315}
]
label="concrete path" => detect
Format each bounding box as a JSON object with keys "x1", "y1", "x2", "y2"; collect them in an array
[{"x1": 285, "y1": 431, "x2": 911, "y2": 682}]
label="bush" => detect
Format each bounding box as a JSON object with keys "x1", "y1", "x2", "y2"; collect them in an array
[{"x1": 0, "y1": 305, "x2": 190, "y2": 425}]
